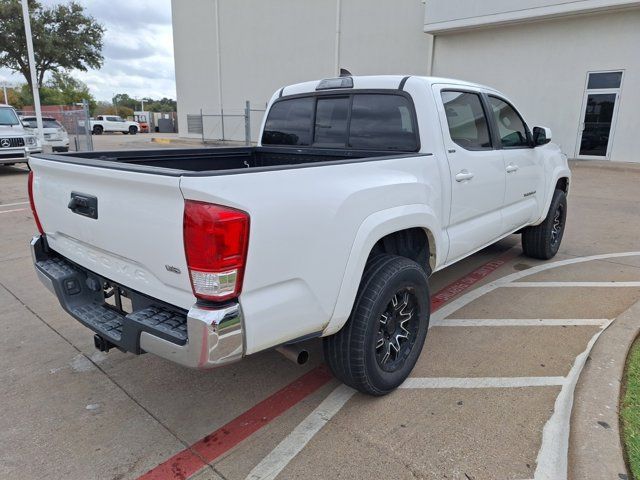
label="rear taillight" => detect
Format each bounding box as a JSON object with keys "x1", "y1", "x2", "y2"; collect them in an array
[
  {"x1": 183, "y1": 200, "x2": 250, "y2": 302},
  {"x1": 28, "y1": 170, "x2": 44, "y2": 235}
]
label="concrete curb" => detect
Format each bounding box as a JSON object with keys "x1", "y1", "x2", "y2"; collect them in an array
[
  {"x1": 150, "y1": 137, "x2": 175, "y2": 144},
  {"x1": 569, "y1": 159, "x2": 640, "y2": 173},
  {"x1": 569, "y1": 298, "x2": 640, "y2": 479}
]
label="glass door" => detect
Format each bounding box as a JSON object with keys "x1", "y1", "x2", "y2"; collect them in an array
[{"x1": 577, "y1": 71, "x2": 623, "y2": 160}]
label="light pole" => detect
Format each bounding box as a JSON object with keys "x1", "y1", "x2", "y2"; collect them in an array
[
  {"x1": 21, "y1": 0, "x2": 44, "y2": 143},
  {"x1": 1, "y1": 83, "x2": 8, "y2": 104}
]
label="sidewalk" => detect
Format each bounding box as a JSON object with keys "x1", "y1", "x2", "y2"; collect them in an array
[{"x1": 570, "y1": 298, "x2": 640, "y2": 479}]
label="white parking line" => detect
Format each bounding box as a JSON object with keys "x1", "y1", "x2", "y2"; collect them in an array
[
  {"x1": 437, "y1": 318, "x2": 610, "y2": 327},
  {"x1": 246, "y1": 384, "x2": 356, "y2": 480},
  {"x1": 504, "y1": 281, "x2": 640, "y2": 288},
  {"x1": 430, "y1": 252, "x2": 640, "y2": 323},
  {"x1": 247, "y1": 252, "x2": 640, "y2": 480},
  {"x1": 0, "y1": 208, "x2": 28, "y2": 215},
  {"x1": 400, "y1": 376, "x2": 566, "y2": 389},
  {"x1": 0, "y1": 201, "x2": 29, "y2": 208}
]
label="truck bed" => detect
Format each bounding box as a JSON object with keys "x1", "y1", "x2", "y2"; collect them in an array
[{"x1": 38, "y1": 146, "x2": 413, "y2": 176}]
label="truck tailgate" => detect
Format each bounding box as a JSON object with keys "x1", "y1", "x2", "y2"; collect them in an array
[{"x1": 29, "y1": 157, "x2": 195, "y2": 309}]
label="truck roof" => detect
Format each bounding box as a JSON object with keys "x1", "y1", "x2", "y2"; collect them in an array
[{"x1": 280, "y1": 75, "x2": 495, "y2": 98}]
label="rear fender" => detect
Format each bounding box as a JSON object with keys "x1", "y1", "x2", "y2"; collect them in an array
[{"x1": 323, "y1": 204, "x2": 442, "y2": 336}]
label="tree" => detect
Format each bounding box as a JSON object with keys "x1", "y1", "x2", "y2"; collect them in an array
[
  {"x1": 95, "y1": 102, "x2": 133, "y2": 119},
  {"x1": 12, "y1": 72, "x2": 96, "y2": 111},
  {"x1": 0, "y1": 0, "x2": 104, "y2": 89},
  {"x1": 47, "y1": 71, "x2": 96, "y2": 110},
  {"x1": 112, "y1": 93, "x2": 178, "y2": 113}
]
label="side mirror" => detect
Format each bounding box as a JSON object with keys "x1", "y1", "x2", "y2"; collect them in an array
[{"x1": 533, "y1": 126, "x2": 552, "y2": 146}]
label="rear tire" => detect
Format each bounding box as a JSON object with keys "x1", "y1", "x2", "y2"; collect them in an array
[
  {"x1": 522, "y1": 189, "x2": 567, "y2": 260},
  {"x1": 92, "y1": 125, "x2": 103, "y2": 135},
  {"x1": 323, "y1": 254, "x2": 430, "y2": 396}
]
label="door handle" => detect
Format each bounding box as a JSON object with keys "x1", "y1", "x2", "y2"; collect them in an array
[
  {"x1": 506, "y1": 164, "x2": 519, "y2": 173},
  {"x1": 455, "y1": 170, "x2": 474, "y2": 182}
]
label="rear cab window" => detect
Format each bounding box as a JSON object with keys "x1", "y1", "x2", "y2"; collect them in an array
[{"x1": 262, "y1": 92, "x2": 419, "y2": 152}]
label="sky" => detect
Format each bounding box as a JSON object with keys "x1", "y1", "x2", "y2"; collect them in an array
[{"x1": 0, "y1": 0, "x2": 176, "y2": 102}]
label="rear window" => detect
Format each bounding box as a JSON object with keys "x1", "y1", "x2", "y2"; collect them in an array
[
  {"x1": 262, "y1": 93, "x2": 418, "y2": 151},
  {"x1": 22, "y1": 118, "x2": 61, "y2": 129},
  {"x1": 262, "y1": 97, "x2": 314, "y2": 146}
]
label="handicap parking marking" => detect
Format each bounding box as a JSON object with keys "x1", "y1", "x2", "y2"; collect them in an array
[{"x1": 247, "y1": 251, "x2": 640, "y2": 480}]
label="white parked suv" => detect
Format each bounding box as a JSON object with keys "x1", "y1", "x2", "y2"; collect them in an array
[
  {"x1": 0, "y1": 104, "x2": 42, "y2": 165},
  {"x1": 90, "y1": 115, "x2": 140, "y2": 135},
  {"x1": 21, "y1": 116, "x2": 70, "y2": 152},
  {"x1": 28, "y1": 76, "x2": 570, "y2": 395}
]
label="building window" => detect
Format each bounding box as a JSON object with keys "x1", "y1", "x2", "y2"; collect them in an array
[{"x1": 587, "y1": 72, "x2": 623, "y2": 90}]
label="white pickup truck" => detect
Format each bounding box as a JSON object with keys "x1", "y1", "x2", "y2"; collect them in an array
[
  {"x1": 89, "y1": 115, "x2": 140, "y2": 135},
  {"x1": 29, "y1": 76, "x2": 570, "y2": 395}
]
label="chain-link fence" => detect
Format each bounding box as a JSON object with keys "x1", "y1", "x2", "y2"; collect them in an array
[
  {"x1": 187, "y1": 101, "x2": 267, "y2": 145},
  {"x1": 17, "y1": 102, "x2": 93, "y2": 152}
]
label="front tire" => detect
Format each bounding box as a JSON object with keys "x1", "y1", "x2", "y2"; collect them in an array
[
  {"x1": 323, "y1": 254, "x2": 430, "y2": 396},
  {"x1": 129, "y1": 126, "x2": 138, "y2": 135},
  {"x1": 522, "y1": 189, "x2": 567, "y2": 260}
]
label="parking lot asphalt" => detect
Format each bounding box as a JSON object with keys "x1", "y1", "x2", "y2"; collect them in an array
[{"x1": 1, "y1": 158, "x2": 639, "y2": 480}]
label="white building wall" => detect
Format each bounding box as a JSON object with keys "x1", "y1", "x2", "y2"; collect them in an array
[
  {"x1": 425, "y1": 0, "x2": 640, "y2": 32},
  {"x1": 339, "y1": 0, "x2": 432, "y2": 77},
  {"x1": 171, "y1": 0, "x2": 432, "y2": 141},
  {"x1": 171, "y1": 0, "x2": 219, "y2": 135},
  {"x1": 431, "y1": 8, "x2": 640, "y2": 162}
]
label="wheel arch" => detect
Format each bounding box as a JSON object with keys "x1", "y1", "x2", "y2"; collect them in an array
[
  {"x1": 323, "y1": 204, "x2": 442, "y2": 336},
  {"x1": 533, "y1": 168, "x2": 571, "y2": 226}
]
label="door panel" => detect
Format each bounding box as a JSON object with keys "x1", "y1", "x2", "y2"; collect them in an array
[
  {"x1": 487, "y1": 95, "x2": 544, "y2": 231},
  {"x1": 435, "y1": 87, "x2": 506, "y2": 263},
  {"x1": 579, "y1": 93, "x2": 617, "y2": 157}
]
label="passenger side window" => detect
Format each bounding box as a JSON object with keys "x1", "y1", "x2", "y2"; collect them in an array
[
  {"x1": 488, "y1": 96, "x2": 529, "y2": 148},
  {"x1": 441, "y1": 91, "x2": 492, "y2": 150}
]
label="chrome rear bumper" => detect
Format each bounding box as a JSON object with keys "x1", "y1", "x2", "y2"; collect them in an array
[{"x1": 31, "y1": 235, "x2": 244, "y2": 368}]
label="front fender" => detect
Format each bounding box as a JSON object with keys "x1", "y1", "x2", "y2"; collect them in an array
[
  {"x1": 534, "y1": 165, "x2": 571, "y2": 225},
  {"x1": 322, "y1": 204, "x2": 443, "y2": 336}
]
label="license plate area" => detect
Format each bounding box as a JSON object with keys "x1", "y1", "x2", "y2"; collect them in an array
[{"x1": 103, "y1": 282, "x2": 133, "y2": 315}]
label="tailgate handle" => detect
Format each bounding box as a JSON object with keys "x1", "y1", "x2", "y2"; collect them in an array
[{"x1": 68, "y1": 192, "x2": 98, "y2": 219}]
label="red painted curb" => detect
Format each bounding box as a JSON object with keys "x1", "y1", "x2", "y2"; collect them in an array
[
  {"x1": 431, "y1": 249, "x2": 518, "y2": 311},
  {"x1": 138, "y1": 248, "x2": 518, "y2": 480}
]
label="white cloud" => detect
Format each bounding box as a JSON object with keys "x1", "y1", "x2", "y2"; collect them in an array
[{"x1": 0, "y1": 0, "x2": 176, "y2": 101}]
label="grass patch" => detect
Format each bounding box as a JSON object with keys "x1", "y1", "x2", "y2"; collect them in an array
[{"x1": 621, "y1": 337, "x2": 640, "y2": 479}]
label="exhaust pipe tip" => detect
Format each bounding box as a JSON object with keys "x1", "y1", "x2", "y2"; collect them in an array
[{"x1": 276, "y1": 345, "x2": 309, "y2": 365}]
